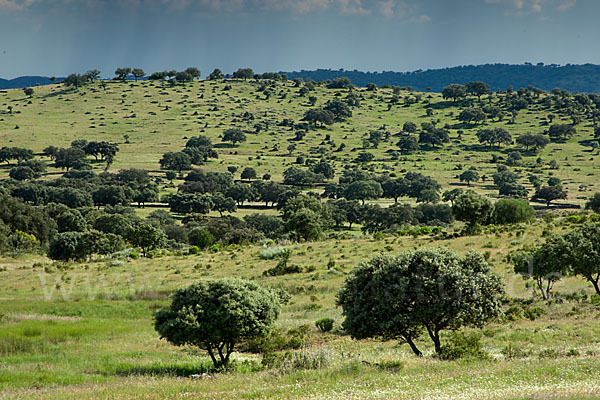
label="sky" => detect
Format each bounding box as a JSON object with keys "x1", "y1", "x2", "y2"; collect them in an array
[{"x1": 0, "y1": 0, "x2": 598, "y2": 79}]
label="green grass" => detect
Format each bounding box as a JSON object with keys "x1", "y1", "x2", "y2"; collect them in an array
[
  {"x1": 1, "y1": 218, "x2": 600, "y2": 398},
  {"x1": 1, "y1": 79, "x2": 598, "y2": 208},
  {"x1": 1, "y1": 80, "x2": 600, "y2": 398}
]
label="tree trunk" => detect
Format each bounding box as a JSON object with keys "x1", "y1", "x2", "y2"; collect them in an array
[
  {"x1": 537, "y1": 278, "x2": 548, "y2": 300},
  {"x1": 405, "y1": 337, "x2": 423, "y2": 357},
  {"x1": 592, "y1": 279, "x2": 600, "y2": 295},
  {"x1": 586, "y1": 274, "x2": 600, "y2": 295},
  {"x1": 217, "y1": 344, "x2": 226, "y2": 367},
  {"x1": 206, "y1": 347, "x2": 219, "y2": 369},
  {"x1": 426, "y1": 325, "x2": 442, "y2": 354}
]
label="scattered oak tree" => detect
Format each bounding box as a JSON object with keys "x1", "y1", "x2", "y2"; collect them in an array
[
  {"x1": 337, "y1": 248, "x2": 504, "y2": 356},
  {"x1": 154, "y1": 279, "x2": 281, "y2": 368}
]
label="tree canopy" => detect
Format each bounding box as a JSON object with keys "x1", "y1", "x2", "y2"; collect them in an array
[
  {"x1": 154, "y1": 279, "x2": 280, "y2": 368},
  {"x1": 337, "y1": 248, "x2": 504, "y2": 356}
]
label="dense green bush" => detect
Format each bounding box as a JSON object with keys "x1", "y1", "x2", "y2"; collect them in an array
[
  {"x1": 154, "y1": 279, "x2": 281, "y2": 369},
  {"x1": 315, "y1": 318, "x2": 334, "y2": 333},
  {"x1": 437, "y1": 331, "x2": 490, "y2": 361},
  {"x1": 259, "y1": 246, "x2": 288, "y2": 260},
  {"x1": 188, "y1": 227, "x2": 215, "y2": 249},
  {"x1": 492, "y1": 198, "x2": 534, "y2": 224}
]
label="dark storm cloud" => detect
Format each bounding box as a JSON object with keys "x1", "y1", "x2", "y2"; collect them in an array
[{"x1": 0, "y1": 0, "x2": 596, "y2": 79}]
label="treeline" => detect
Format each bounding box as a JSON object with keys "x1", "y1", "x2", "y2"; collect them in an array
[{"x1": 281, "y1": 64, "x2": 600, "y2": 93}]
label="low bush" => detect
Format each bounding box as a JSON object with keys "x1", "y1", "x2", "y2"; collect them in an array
[
  {"x1": 259, "y1": 246, "x2": 289, "y2": 260},
  {"x1": 538, "y1": 348, "x2": 561, "y2": 358},
  {"x1": 523, "y1": 306, "x2": 546, "y2": 321},
  {"x1": 437, "y1": 331, "x2": 490, "y2": 361},
  {"x1": 263, "y1": 263, "x2": 302, "y2": 276},
  {"x1": 501, "y1": 343, "x2": 528, "y2": 359},
  {"x1": 315, "y1": 318, "x2": 334, "y2": 333},
  {"x1": 265, "y1": 347, "x2": 333, "y2": 373},
  {"x1": 240, "y1": 324, "x2": 311, "y2": 354},
  {"x1": 377, "y1": 360, "x2": 404, "y2": 372}
]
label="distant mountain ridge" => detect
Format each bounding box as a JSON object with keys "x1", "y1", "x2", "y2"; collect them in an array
[
  {"x1": 0, "y1": 76, "x2": 64, "y2": 90},
  {"x1": 4, "y1": 64, "x2": 600, "y2": 93},
  {"x1": 281, "y1": 64, "x2": 600, "y2": 93}
]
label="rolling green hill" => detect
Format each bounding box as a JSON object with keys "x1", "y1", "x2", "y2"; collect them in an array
[
  {"x1": 1, "y1": 78, "x2": 598, "y2": 206},
  {"x1": 1, "y1": 77, "x2": 600, "y2": 400}
]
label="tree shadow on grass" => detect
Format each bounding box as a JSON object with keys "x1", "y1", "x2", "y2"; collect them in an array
[{"x1": 112, "y1": 362, "x2": 212, "y2": 377}]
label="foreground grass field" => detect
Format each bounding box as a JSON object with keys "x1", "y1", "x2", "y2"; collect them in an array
[{"x1": 1, "y1": 216, "x2": 600, "y2": 399}]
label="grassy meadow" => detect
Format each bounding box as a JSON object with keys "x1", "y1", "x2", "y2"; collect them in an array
[
  {"x1": 1, "y1": 79, "x2": 598, "y2": 203},
  {"x1": 0, "y1": 78, "x2": 600, "y2": 399}
]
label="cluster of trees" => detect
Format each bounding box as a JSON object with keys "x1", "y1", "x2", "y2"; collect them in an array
[
  {"x1": 159, "y1": 131, "x2": 250, "y2": 175},
  {"x1": 514, "y1": 222, "x2": 600, "y2": 298},
  {"x1": 7, "y1": 167, "x2": 159, "y2": 209},
  {"x1": 323, "y1": 170, "x2": 442, "y2": 204},
  {"x1": 0, "y1": 147, "x2": 34, "y2": 164},
  {"x1": 160, "y1": 135, "x2": 219, "y2": 173},
  {"x1": 148, "y1": 67, "x2": 201, "y2": 83},
  {"x1": 1, "y1": 141, "x2": 120, "y2": 184},
  {"x1": 39, "y1": 140, "x2": 119, "y2": 172},
  {"x1": 63, "y1": 70, "x2": 101, "y2": 88},
  {"x1": 114, "y1": 67, "x2": 147, "y2": 81},
  {"x1": 0, "y1": 147, "x2": 46, "y2": 181},
  {"x1": 0, "y1": 189, "x2": 167, "y2": 259},
  {"x1": 450, "y1": 190, "x2": 534, "y2": 233},
  {"x1": 302, "y1": 100, "x2": 353, "y2": 128},
  {"x1": 395, "y1": 121, "x2": 452, "y2": 153}
]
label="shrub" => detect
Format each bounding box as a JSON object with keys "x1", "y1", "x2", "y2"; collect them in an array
[
  {"x1": 259, "y1": 246, "x2": 288, "y2": 260},
  {"x1": 493, "y1": 198, "x2": 534, "y2": 224},
  {"x1": 538, "y1": 348, "x2": 561, "y2": 358},
  {"x1": 566, "y1": 348, "x2": 580, "y2": 357},
  {"x1": 523, "y1": 306, "x2": 546, "y2": 321},
  {"x1": 315, "y1": 318, "x2": 334, "y2": 333},
  {"x1": 263, "y1": 263, "x2": 302, "y2": 276},
  {"x1": 263, "y1": 248, "x2": 301, "y2": 276},
  {"x1": 285, "y1": 325, "x2": 311, "y2": 348},
  {"x1": 188, "y1": 227, "x2": 215, "y2": 249},
  {"x1": 501, "y1": 343, "x2": 527, "y2": 359},
  {"x1": 241, "y1": 324, "x2": 310, "y2": 355},
  {"x1": 377, "y1": 360, "x2": 404, "y2": 372},
  {"x1": 271, "y1": 347, "x2": 333, "y2": 373},
  {"x1": 188, "y1": 245, "x2": 201, "y2": 255},
  {"x1": 437, "y1": 331, "x2": 490, "y2": 361},
  {"x1": 503, "y1": 305, "x2": 523, "y2": 321}
]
